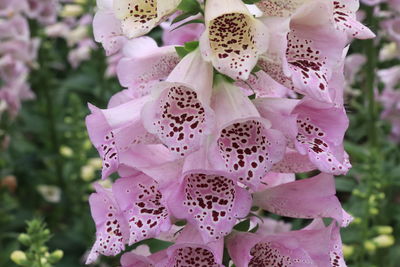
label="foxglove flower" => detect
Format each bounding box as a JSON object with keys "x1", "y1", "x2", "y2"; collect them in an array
[
  {"x1": 161, "y1": 13, "x2": 205, "y2": 46},
  {"x1": 168, "y1": 169, "x2": 252, "y2": 242},
  {"x1": 120, "y1": 224, "x2": 224, "y2": 267},
  {"x1": 256, "y1": 97, "x2": 351, "y2": 175},
  {"x1": 141, "y1": 49, "x2": 215, "y2": 158},
  {"x1": 86, "y1": 95, "x2": 159, "y2": 179},
  {"x1": 113, "y1": 174, "x2": 171, "y2": 245},
  {"x1": 253, "y1": 172, "x2": 353, "y2": 226},
  {"x1": 117, "y1": 37, "x2": 180, "y2": 97},
  {"x1": 200, "y1": 0, "x2": 269, "y2": 80},
  {"x1": 227, "y1": 219, "x2": 347, "y2": 267},
  {"x1": 86, "y1": 184, "x2": 129, "y2": 264},
  {"x1": 208, "y1": 78, "x2": 286, "y2": 189}
]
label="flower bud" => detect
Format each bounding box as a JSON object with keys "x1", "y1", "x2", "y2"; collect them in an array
[
  {"x1": 369, "y1": 207, "x2": 379, "y2": 215},
  {"x1": 373, "y1": 235, "x2": 395, "y2": 248},
  {"x1": 81, "y1": 165, "x2": 95, "y2": 182},
  {"x1": 342, "y1": 244, "x2": 355, "y2": 258},
  {"x1": 364, "y1": 240, "x2": 376, "y2": 253},
  {"x1": 10, "y1": 251, "x2": 28, "y2": 266},
  {"x1": 60, "y1": 146, "x2": 73, "y2": 157},
  {"x1": 17, "y1": 234, "x2": 31, "y2": 246},
  {"x1": 60, "y1": 5, "x2": 84, "y2": 17},
  {"x1": 376, "y1": 226, "x2": 393, "y2": 235},
  {"x1": 48, "y1": 250, "x2": 64, "y2": 263}
]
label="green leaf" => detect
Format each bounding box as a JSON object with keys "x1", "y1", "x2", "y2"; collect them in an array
[
  {"x1": 175, "y1": 46, "x2": 189, "y2": 58},
  {"x1": 177, "y1": 0, "x2": 202, "y2": 14},
  {"x1": 243, "y1": 0, "x2": 262, "y2": 4},
  {"x1": 249, "y1": 223, "x2": 259, "y2": 233},
  {"x1": 184, "y1": 41, "x2": 199, "y2": 51},
  {"x1": 248, "y1": 93, "x2": 256, "y2": 100},
  {"x1": 172, "y1": 12, "x2": 194, "y2": 25},
  {"x1": 233, "y1": 219, "x2": 250, "y2": 232},
  {"x1": 171, "y1": 19, "x2": 205, "y2": 31}
]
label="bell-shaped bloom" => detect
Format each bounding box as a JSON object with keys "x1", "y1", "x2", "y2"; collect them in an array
[
  {"x1": 161, "y1": 13, "x2": 205, "y2": 46},
  {"x1": 293, "y1": 98, "x2": 351, "y2": 175},
  {"x1": 227, "y1": 219, "x2": 347, "y2": 267},
  {"x1": 86, "y1": 184, "x2": 129, "y2": 264},
  {"x1": 141, "y1": 49, "x2": 215, "y2": 158},
  {"x1": 256, "y1": 0, "x2": 374, "y2": 40},
  {"x1": 168, "y1": 159, "x2": 252, "y2": 242},
  {"x1": 200, "y1": 0, "x2": 269, "y2": 80},
  {"x1": 255, "y1": 96, "x2": 350, "y2": 174},
  {"x1": 253, "y1": 172, "x2": 352, "y2": 226},
  {"x1": 236, "y1": 70, "x2": 290, "y2": 98},
  {"x1": 113, "y1": 0, "x2": 181, "y2": 39},
  {"x1": 208, "y1": 78, "x2": 286, "y2": 189},
  {"x1": 112, "y1": 174, "x2": 171, "y2": 245},
  {"x1": 117, "y1": 37, "x2": 180, "y2": 96},
  {"x1": 93, "y1": 0, "x2": 127, "y2": 55},
  {"x1": 286, "y1": 3, "x2": 347, "y2": 103},
  {"x1": 85, "y1": 95, "x2": 160, "y2": 179},
  {"x1": 120, "y1": 224, "x2": 224, "y2": 267}
]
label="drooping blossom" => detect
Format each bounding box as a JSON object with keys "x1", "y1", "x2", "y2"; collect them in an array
[
  {"x1": 200, "y1": 0, "x2": 269, "y2": 80},
  {"x1": 227, "y1": 219, "x2": 347, "y2": 267}
]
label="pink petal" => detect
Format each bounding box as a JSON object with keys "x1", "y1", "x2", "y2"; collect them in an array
[
  {"x1": 168, "y1": 171, "x2": 252, "y2": 242},
  {"x1": 253, "y1": 173, "x2": 344, "y2": 223},
  {"x1": 86, "y1": 184, "x2": 129, "y2": 264},
  {"x1": 113, "y1": 175, "x2": 171, "y2": 245}
]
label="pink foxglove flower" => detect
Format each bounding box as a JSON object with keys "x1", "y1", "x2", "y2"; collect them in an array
[
  {"x1": 168, "y1": 170, "x2": 252, "y2": 242},
  {"x1": 253, "y1": 172, "x2": 353, "y2": 226},
  {"x1": 116, "y1": 37, "x2": 180, "y2": 97},
  {"x1": 141, "y1": 49, "x2": 215, "y2": 158},
  {"x1": 112, "y1": 174, "x2": 171, "y2": 245},
  {"x1": 208, "y1": 77, "x2": 286, "y2": 189},
  {"x1": 200, "y1": 0, "x2": 269, "y2": 80},
  {"x1": 85, "y1": 96, "x2": 160, "y2": 179},
  {"x1": 227, "y1": 219, "x2": 347, "y2": 267},
  {"x1": 161, "y1": 13, "x2": 205, "y2": 46},
  {"x1": 120, "y1": 224, "x2": 225, "y2": 266},
  {"x1": 86, "y1": 184, "x2": 129, "y2": 264},
  {"x1": 113, "y1": 0, "x2": 181, "y2": 38}
]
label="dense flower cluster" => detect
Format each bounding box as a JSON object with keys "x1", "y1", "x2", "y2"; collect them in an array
[
  {"x1": 86, "y1": 0, "x2": 373, "y2": 266},
  {"x1": 0, "y1": 0, "x2": 57, "y2": 117}
]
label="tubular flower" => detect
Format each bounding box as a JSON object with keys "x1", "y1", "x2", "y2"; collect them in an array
[{"x1": 200, "y1": 0, "x2": 269, "y2": 80}]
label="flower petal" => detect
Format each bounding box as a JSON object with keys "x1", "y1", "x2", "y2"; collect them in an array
[{"x1": 113, "y1": 175, "x2": 171, "y2": 245}]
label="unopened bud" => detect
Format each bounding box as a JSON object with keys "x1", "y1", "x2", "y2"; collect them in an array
[
  {"x1": 60, "y1": 5, "x2": 83, "y2": 17},
  {"x1": 10, "y1": 251, "x2": 28, "y2": 265},
  {"x1": 364, "y1": 240, "x2": 376, "y2": 253},
  {"x1": 369, "y1": 207, "x2": 379, "y2": 215},
  {"x1": 376, "y1": 226, "x2": 393, "y2": 235},
  {"x1": 48, "y1": 250, "x2": 64, "y2": 263},
  {"x1": 342, "y1": 244, "x2": 355, "y2": 258},
  {"x1": 81, "y1": 165, "x2": 95, "y2": 182},
  {"x1": 17, "y1": 234, "x2": 31, "y2": 246},
  {"x1": 60, "y1": 146, "x2": 73, "y2": 157},
  {"x1": 373, "y1": 235, "x2": 395, "y2": 248}
]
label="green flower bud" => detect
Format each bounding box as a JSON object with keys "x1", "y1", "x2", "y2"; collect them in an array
[
  {"x1": 48, "y1": 250, "x2": 64, "y2": 263},
  {"x1": 375, "y1": 226, "x2": 393, "y2": 235},
  {"x1": 373, "y1": 235, "x2": 395, "y2": 248},
  {"x1": 342, "y1": 244, "x2": 355, "y2": 258},
  {"x1": 17, "y1": 234, "x2": 31, "y2": 246},
  {"x1": 364, "y1": 240, "x2": 376, "y2": 254},
  {"x1": 10, "y1": 251, "x2": 28, "y2": 266}
]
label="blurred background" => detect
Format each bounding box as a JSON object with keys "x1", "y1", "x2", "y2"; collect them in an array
[{"x1": 0, "y1": 0, "x2": 399, "y2": 266}]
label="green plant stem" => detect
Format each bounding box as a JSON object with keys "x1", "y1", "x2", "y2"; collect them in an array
[{"x1": 357, "y1": 6, "x2": 379, "y2": 266}]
